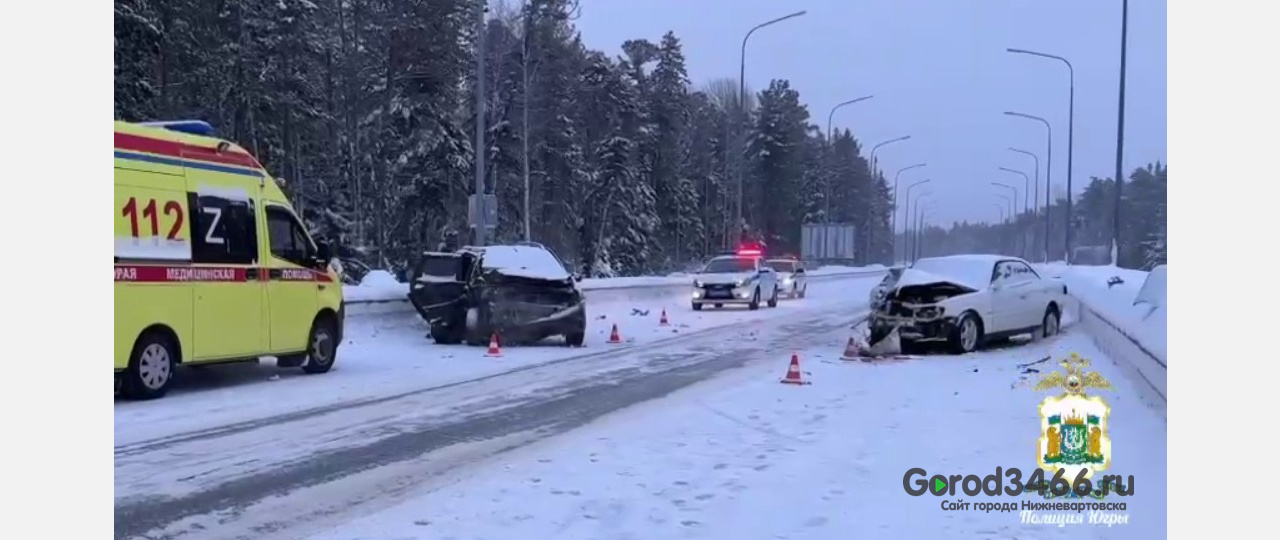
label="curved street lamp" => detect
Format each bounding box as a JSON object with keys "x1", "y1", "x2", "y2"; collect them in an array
[
  {"x1": 1008, "y1": 47, "x2": 1076, "y2": 261},
  {"x1": 824, "y1": 95, "x2": 875, "y2": 232},
  {"x1": 1004, "y1": 111, "x2": 1053, "y2": 262},
  {"x1": 998, "y1": 167, "x2": 1030, "y2": 216},
  {"x1": 870, "y1": 135, "x2": 911, "y2": 178},
  {"x1": 1007, "y1": 148, "x2": 1039, "y2": 215},
  {"x1": 733, "y1": 10, "x2": 808, "y2": 247}
]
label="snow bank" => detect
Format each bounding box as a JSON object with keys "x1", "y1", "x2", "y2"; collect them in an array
[
  {"x1": 1037, "y1": 263, "x2": 1167, "y2": 413},
  {"x1": 342, "y1": 270, "x2": 406, "y2": 303},
  {"x1": 1053, "y1": 265, "x2": 1166, "y2": 363}
]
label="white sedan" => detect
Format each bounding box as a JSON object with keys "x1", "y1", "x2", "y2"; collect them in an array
[
  {"x1": 868, "y1": 254, "x2": 1069, "y2": 354},
  {"x1": 765, "y1": 258, "x2": 807, "y2": 298}
]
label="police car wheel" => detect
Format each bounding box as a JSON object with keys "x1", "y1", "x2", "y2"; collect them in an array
[
  {"x1": 122, "y1": 332, "x2": 177, "y2": 400},
  {"x1": 692, "y1": 302, "x2": 703, "y2": 311},
  {"x1": 302, "y1": 317, "x2": 338, "y2": 374}
]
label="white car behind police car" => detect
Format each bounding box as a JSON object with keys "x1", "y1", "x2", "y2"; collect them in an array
[{"x1": 765, "y1": 258, "x2": 807, "y2": 299}]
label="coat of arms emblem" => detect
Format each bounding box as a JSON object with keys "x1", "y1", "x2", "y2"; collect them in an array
[{"x1": 1033, "y1": 353, "x2": 1114, "y2": 480}]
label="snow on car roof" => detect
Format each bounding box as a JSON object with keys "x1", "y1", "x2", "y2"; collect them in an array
[
  {"x1": 906, "y1": 255, "x2": 1018, "y2": 290},
  {"x1": 478, "y1": 245, "x2": 570, "y2": 280}
]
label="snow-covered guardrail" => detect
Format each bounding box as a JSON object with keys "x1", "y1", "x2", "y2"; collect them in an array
[
  {"x1": 342, "y1": 266, "x2": 889, "y2": 318},
  {"x1": 1041, "y1": 263, "x2": 1167, "y2": 419}
]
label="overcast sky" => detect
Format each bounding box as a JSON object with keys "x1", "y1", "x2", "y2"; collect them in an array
[{"x1": 573, "y1": 0, "x2": 1167, "y2": 227}]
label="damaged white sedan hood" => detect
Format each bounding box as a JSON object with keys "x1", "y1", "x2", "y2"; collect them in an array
[{"x1": 891, "y1": 268, "x2": 982, "y2": 292}]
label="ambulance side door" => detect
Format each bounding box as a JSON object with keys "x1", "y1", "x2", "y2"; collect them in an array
[
  {"x1": 264, "y1": 205, "x2": 321, "y2": 354},
  {"x1": 188, "y1": 189, "x2": 267, "y2": 360}
]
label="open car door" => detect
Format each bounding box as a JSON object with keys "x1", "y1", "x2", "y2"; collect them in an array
[{"x1": 408, "y1": 251, "x2": 473, "y2": 324}]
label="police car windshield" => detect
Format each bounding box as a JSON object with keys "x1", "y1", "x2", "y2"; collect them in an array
[
  {"x1": 765, "y1": 260, "x2": 795, "y2": 272},
  {"x1": 701, "y1": 257, "x2": 755, "y2": 274}
]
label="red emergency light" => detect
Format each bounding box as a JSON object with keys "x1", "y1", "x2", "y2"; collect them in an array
[{"x1": 737, "y1": 245, "x2": 763, "y2": 257}]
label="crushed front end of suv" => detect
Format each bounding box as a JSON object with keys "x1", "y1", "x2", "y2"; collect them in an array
[{"x1": 408, "y1": 244, "x2": 587, "y2": 347}]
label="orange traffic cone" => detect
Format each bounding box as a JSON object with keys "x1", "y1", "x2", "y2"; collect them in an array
[
  {"x1": 608, "y1": 324, "x2": 623, "y2": 344},
  {"x1": 485, "y1": 332, "x2": 503, "y2": 357},
  {"x1": 780, "y1": 353, "x2": 809, "y2": 385},
  {"x1": 659, "y1": 309, "x2": 670, "y2": 326},
  {"x1": 840, "y1": 337, "x2": 864, "y2": 361}
]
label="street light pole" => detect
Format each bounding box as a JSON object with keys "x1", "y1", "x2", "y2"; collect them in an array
[
  {"x1": 992, "y1": 182, "x2": 1019, "y2": 257},
  {"x1": 906, "y1": 185, "x2": 932, "y2": 262},
  {"x1": 892, "y1": 163, "x2": 927, "y2": 262},
  {"x1": 917, "y1": 205, "x2": 938, "y2": 259},
  {"x1": 824, "y1": 95, "x2": 875, "y2": 246},
  {"x1": 1004, "y1": 111, "x2": 1053, "y2": 262},
  {"x1": 997, "y1": 167, "x2": 1030, "y2": 217},
  {"x1": 736, "y1": 10, "x2": 807, "y2": 247},
  {"x1": 870, "y1": 135, "x2": 911, "y2": 180},
  {"x1": 1008, "y1": 48, "x2": 1076, "y2": 263},
  {"x1": 990, "y1": 202, "x2": 1006, "y2": 253},
  {"x1": 473, "y1": 0, "x2": 489, "y2": 247},
  {"x1": 1008, "y1": 147, "x2": 1039, "y2": 216},
  {"x1": 1113, "y1": 0, "x2": 1130, "y2": 265}
]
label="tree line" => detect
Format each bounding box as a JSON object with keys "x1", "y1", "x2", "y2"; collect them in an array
[
  {"x1": 115, "y1": 0, "x2": 894, "y2": 277},
  {"x1": 904, "y1": 162, "x2": 1167, "y2": 270}
]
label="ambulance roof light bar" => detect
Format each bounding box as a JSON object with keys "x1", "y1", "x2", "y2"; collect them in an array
[{"x1": 141, "y1": 120, "x2": 218, "y2": 138}]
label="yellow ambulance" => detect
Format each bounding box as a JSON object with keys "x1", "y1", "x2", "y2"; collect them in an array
[{"x1": 114, "y1": 120, "x2": 344, "y2": 399}]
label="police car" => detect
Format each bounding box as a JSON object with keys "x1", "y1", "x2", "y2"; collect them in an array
[
  {"x1": 765, "y1": 257, "x2": 807, "y2": 299},
  {"x1": 690, "y1": 248, "x2": 781, "y2": 311}
]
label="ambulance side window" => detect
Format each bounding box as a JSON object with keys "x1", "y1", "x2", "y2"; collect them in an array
[
  {"x1": 190, "y1": 194, "x2": 257, "y2": 264},
  {"x1": 266, "y1": 206, "x2": 314, "y2": 266}
]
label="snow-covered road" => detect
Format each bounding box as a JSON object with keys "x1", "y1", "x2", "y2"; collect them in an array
[
  {"x1": 114, "y1": 273, "x2": 887, "y2": 539},
  {"x1": 306, "y1": 328, "x2": 1166, "y2": 540},
  {"x1": 114, "y1": 268, "x2": 1166, "y2": 540}
]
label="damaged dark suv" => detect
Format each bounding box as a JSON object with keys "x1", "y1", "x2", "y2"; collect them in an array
[{"x1": 408, "y1": 244, "x2": 587, "y2": 347}]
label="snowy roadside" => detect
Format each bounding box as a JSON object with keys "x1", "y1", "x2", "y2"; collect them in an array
[
  {"x1": 343, "y1": 264, "x2": 884, "y2": 303},
  {"x1": 1036, "y1": 264, "x2": 1166, "y2": 364},
  {"x1": 114, "y1": 273, "x2": 886, "y2": 446},
  {"x1": 308, "y1": 330, "x2": 1166, "y2": 540}
]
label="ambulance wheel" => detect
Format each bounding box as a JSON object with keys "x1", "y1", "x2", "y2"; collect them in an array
[
  {"x1": 122, "y1": 331, "x2": 178, "y2": 400},
  {"x1": 767, "y1": 286, "x2": 779, "y2": 308},
  {"x1": 301, "y1": 316, "x2": 338, "y2": 374}
]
